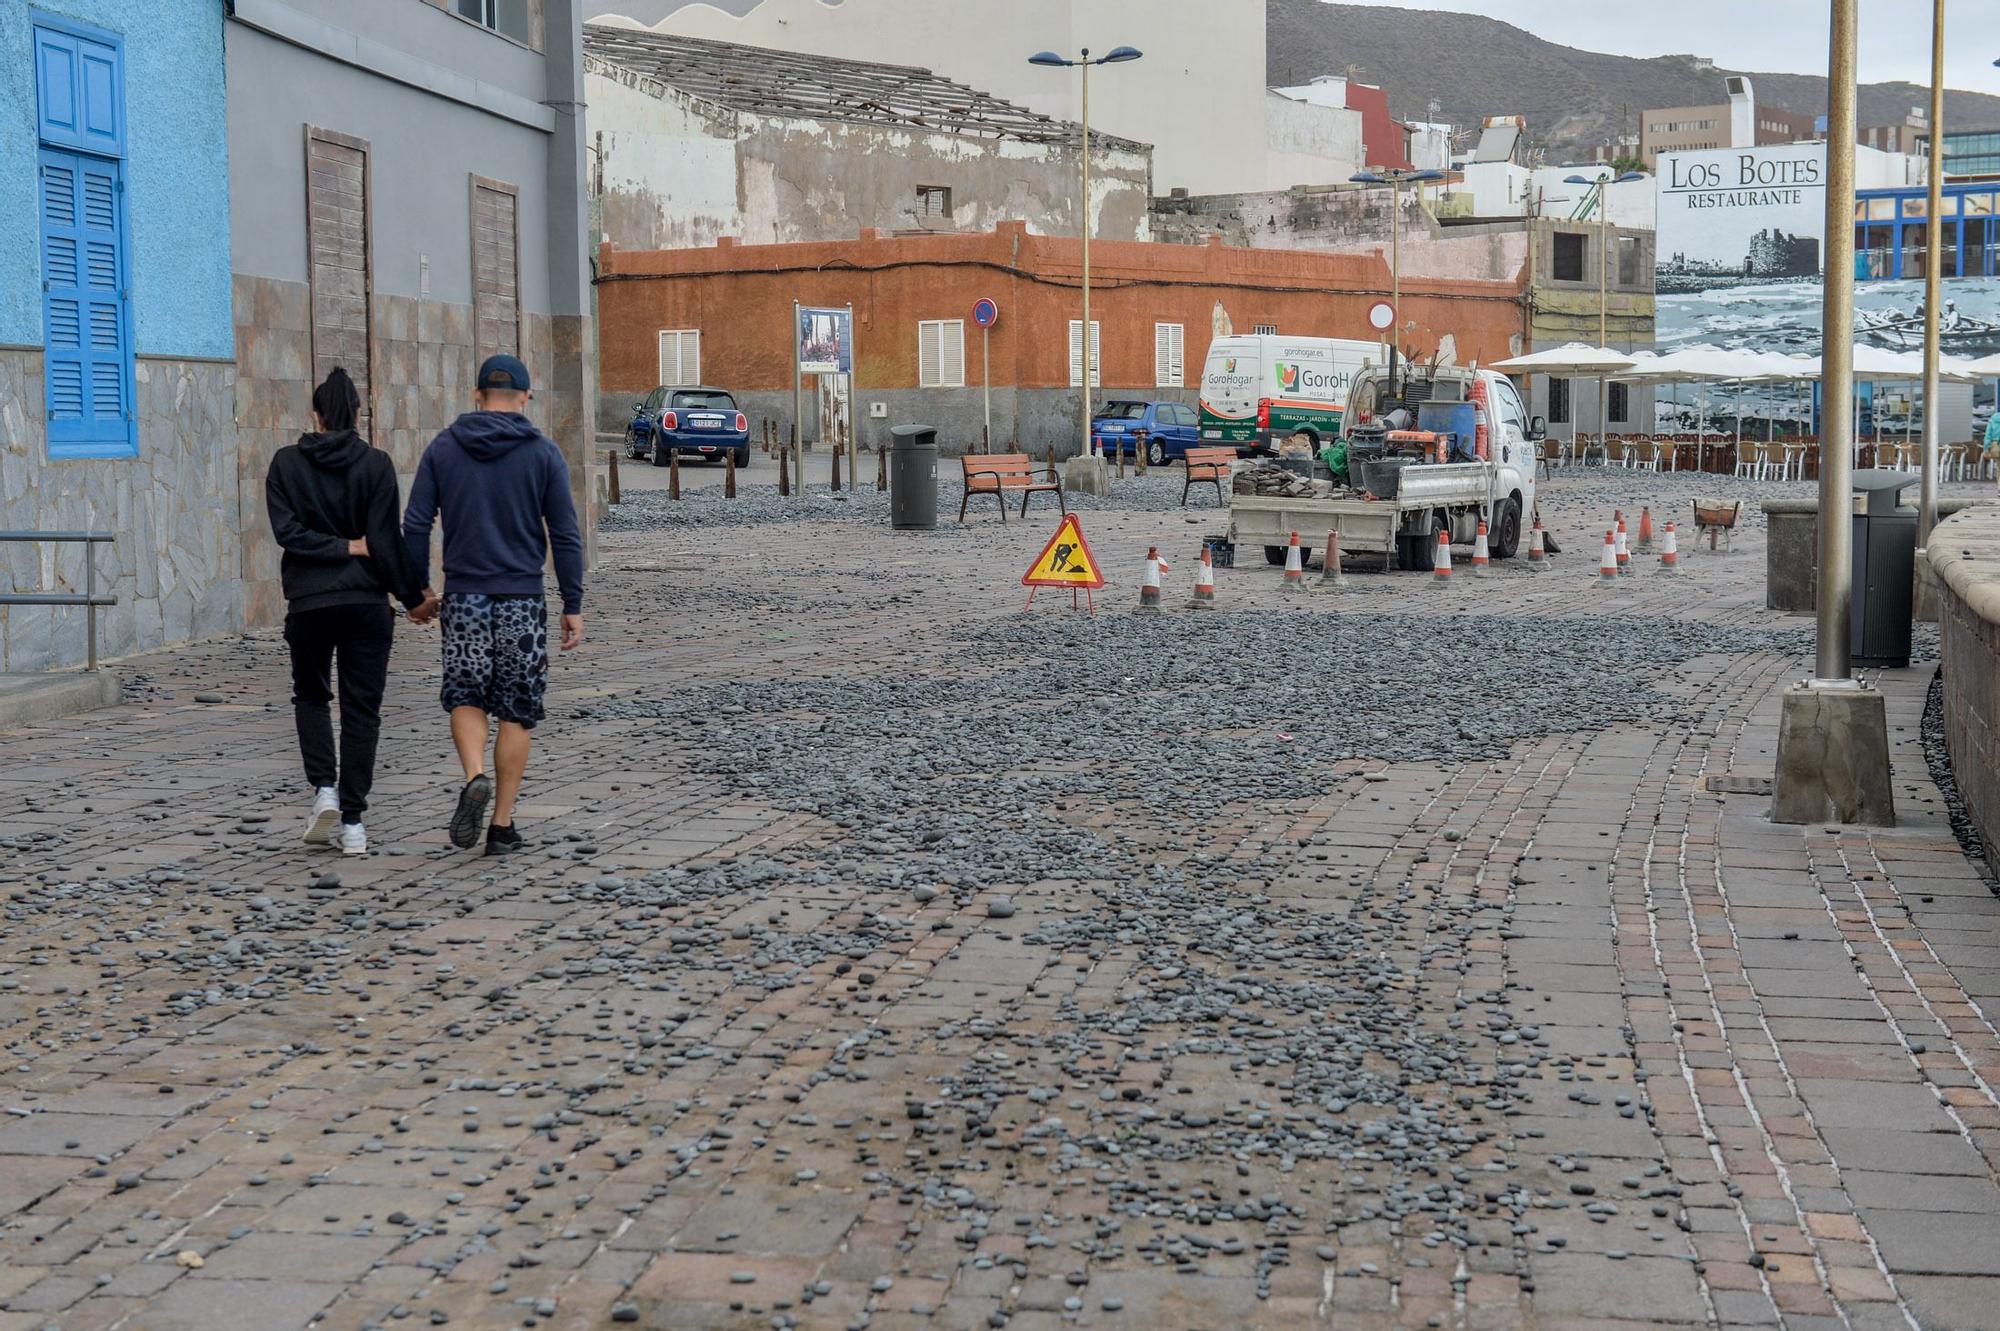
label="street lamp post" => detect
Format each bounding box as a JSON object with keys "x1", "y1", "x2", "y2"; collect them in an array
[
  {"x1": 1349, "y1": 168, "x2": 1445, "y2": 369},
  {"x1": 1917, "y1": 0, "x2": 1945, "y2": 544},
  {"x1": 1771, "y1": 0, "x2": 1895, "y2": 826},
  {"x1": 1030, "y1": 45, "x2": 1141, "y2": 493},
  {"x1": 1566, "y1": 170, "x2": 1646, "y2": 446}
]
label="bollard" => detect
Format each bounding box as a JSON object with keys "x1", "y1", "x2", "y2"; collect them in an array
[
  {"x1": 1135, "y1": 430, "x2": 1149, "y2": 476},
  {"x1": 876, "y1": 443, "x2": 888, "y2": 492},
  {"x1": 846, "y1": 422, "x2": 858, "y2": 492},
  {"x1": 778, "y1": 446, "x2": 790, "y2": 497},
  {"x1": 607, "y1": 448, "x2": 621, "y2": 506},
  {"x1": 725, "y1": 448, "x2": 737, "y2": 499},
  {"x1": 830, "y1": 440, "x2": 842, "y2": 493},
  {"x1": 668, "y1": 449, "x2": 681, "y2": 500},
  {"x1": 1116, "y1": 439, "x2": 1127, "y2": 479}
]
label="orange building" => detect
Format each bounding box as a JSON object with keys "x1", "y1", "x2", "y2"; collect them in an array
[{"x1": 596, "y1": 221, "x2": 1529, "y2": 453}]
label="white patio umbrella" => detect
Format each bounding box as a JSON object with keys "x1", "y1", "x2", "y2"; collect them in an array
[
  {"x1": 1613, "y1": 345, "x2": 1764, "y2": 469},
  {"x1": 1491, "y1": 343, "x2": 1637, "y2": 458}
]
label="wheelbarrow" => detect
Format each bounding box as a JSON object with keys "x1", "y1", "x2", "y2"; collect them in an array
[{"x1": 1692, "y1": 496, "x2": 1741, "y2": 552}]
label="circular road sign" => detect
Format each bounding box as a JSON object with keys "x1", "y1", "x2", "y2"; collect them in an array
[
  {"x1": 972, "y1": 298, "x2": 1000, "y2": 328},
  {"x1": 1367, "y1": 300, "x2": 1395, "y2": 331}
]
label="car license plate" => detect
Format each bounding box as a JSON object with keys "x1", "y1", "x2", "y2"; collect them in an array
[{"x1": 693, "y1": 418, "x2": 722, "y2": 429}]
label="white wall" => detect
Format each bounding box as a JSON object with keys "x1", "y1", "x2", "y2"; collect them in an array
[
  {"x1": 1264, "y1": 91, "x2": 1362, "y2": 190},
  {"x1": 589, "y1": 0, "x2": 1270, "y2": 194},
  {"x1": 1449, "y1": 162, "x2": 1656, "y2": 229},
  {"x1": 1406, "y1": 121, "x2": 1452, "y2": 172}
]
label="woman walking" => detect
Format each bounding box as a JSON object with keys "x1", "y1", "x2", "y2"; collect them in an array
[{"x1": 265, "y1": 367, "x2": 427, "y2": 853}]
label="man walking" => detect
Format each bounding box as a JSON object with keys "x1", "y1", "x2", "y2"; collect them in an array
[{"x1": 403, "y1": 354, "x2": 585, "y2": 854}]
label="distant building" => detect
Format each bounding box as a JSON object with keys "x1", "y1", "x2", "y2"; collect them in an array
[
  {"x1": 1860, "y1": 108, "x2": 1928, "y2": 157},
  {"x1": 1745, "y1": 228, "x2": 1819, "y2": 278},
  {"x1": 1268, "y1": 76, "x2": 1412, "y2": 171},
  {"x1": 583, "y1": 24, "x2": 1153, "y2": 251},
  {"x1": 1913, "y1": 128, "x2": 2000, "y2": 179},
  {"x1": 591, "y1": 0, "x2": 1271, "y2": 196},
  {"x1": 1638, "y1": 77, "x2": 1815, "y2": 169},
  {"x1": 1265, "y1": 87, "x2": 1365, "y2": 188}
]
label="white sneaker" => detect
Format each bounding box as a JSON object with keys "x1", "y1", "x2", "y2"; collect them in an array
[
  {"x1": 303, "y1": 788, "x2": 339, "y2": 845},
  {"x1": 337, "y1": 821, "x2": 368, "y2": 856}
]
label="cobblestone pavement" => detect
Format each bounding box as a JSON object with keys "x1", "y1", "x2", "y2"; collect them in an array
[{"x1": 4, "y1": 467, "x2": 2000, "y2": 1331}]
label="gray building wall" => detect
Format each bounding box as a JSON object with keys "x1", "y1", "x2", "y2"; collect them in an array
[{"x1": 227, "y1": 0, "x2": 595, "y2": 625}]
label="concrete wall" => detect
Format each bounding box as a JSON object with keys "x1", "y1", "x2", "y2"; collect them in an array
[
  {"x1": 0, "y1": 0, "x2": 238, "y2": 671},
  {"x1": 589, "y1": 0, "x2": 1268, "y2": 195},
  {"x1": 227, "y1": 0, "x2": 596, "y2": 625},
  {"x1": 588, "y1": 58, "x2": 1153, "y2": 248},
  {"x1": 1928, "y1": 504, "x2": 2000, "y2": 866},
  {"x1": 596, "y1": 222, "x2": 1528, "y2": 453},
  {"x1": 1150, "y1": 187, "x2": 1530, "y2": 287},
  {"x1": 1264, "y1": 92, "x2": 1362, "y2": 191}
]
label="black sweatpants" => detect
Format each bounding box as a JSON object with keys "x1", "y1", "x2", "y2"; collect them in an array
[{"x1": 285, "y1": 602, "x2": 395, "y2": 822}]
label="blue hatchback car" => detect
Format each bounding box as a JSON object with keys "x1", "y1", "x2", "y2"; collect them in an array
[
  {"x1": 1090, "y1": 399, "x2": 1202, "y2": 464},
  {"x1": 626, "y1": 386, "x2": 751, "y2": 467}
]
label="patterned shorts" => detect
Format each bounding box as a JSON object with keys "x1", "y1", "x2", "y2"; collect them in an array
[{"x1": 439, "y1": 593, "x2": 549, "y2": 728}]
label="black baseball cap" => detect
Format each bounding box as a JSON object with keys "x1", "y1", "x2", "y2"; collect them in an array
[{"x1": 477, "y1": 353, "x2": 531, "y2": 392}]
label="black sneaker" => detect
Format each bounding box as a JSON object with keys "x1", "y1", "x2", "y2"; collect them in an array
[
  {"x1": 485, "y1": 823, "x2": 525, "y2": 856},
  {"x1": 450, "y1": 775, "x2": 493, "y2": 849}
]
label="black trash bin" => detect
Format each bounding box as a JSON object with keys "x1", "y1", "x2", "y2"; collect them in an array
[
  {"x1": 1849, "y1": 469, "x2": 1917, "y2": 668},
  {"x1": 889, "y1": 425, "x2": 939, "y2": 530}
]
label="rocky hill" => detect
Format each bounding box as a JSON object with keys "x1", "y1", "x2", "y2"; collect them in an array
[{"x1": 1268, "y1": 0, "x2": 2000, "y2": 161}]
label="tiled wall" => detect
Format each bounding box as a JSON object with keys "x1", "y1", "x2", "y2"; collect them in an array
[{"x1": 0, "y1": 348, "x2": 239, "y2": 670}]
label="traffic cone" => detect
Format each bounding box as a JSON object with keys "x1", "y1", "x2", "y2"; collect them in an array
[
  {"x1": 1281, "y1": 531, "x2": 1306, "y2": 594},
  {"x1": 1318, "y1": 529, "x2": 1347, "y2": 589},
  {"x1": 1527, "y1": 517, "x2": 1548, "y2": 571},
  {"x1": 1433, "y1": 529, "x2": 1453, "y2": 581},
  {"x1": 1597, "y1": 529, "x2": 1618, "y2": 584},
  {"x1": 1136, "y1": 546, "x2": 1166, "y2": 615},
  {"x1": 1190, "y1": 543, "x2": 1217, "y2": 607},
  {"x1": 1614, "y1": 514, "x2": 1631, "y2": 575},
  {"x1": 1636, "y1": 505, "x2": 1655, "y2": 553},
  {"x1": 1471, "y1": 520, "x2": 1491, "y2": 576},
  {"x1": 1658, "y1": 521, "x2": 1680, "y2": 573}
]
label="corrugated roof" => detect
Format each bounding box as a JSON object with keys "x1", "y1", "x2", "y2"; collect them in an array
[{"x1": 583, "y1": 23, "x2": 1147, "y2": 153}]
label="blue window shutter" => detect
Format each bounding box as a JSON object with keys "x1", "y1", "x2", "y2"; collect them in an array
[
  {"x1": 34, "y1": 23, "x2": 123, "y2": 155},
  {"x1": 40, "y1": 147, "x2": 132, "y2": 455}
]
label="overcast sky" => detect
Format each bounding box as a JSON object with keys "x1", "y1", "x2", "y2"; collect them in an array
[{"x1": 1328, "y1": 0, "x2": 2000, "y2": 93}]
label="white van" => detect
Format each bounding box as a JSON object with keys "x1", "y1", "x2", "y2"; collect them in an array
[{"x1": 1197, "y1": 335, "x2": 1383, "y2": 452}]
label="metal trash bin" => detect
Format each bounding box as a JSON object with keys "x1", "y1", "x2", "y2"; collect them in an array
[
  {"x1": 1849, "y1": 469, "x2": 1917, "y2": 668},
  {"x1": 889, "y1": 425, "x2": 939, "y2": 530}
]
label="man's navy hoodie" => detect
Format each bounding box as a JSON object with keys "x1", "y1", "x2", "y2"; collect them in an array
[{"x1": 402, "y1": 412, "x2": 585, "y2": 615}]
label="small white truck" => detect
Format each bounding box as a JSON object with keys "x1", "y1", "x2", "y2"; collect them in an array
[{"x1": 1226, "y1": 364, "x2": 1540, "y2": 571}]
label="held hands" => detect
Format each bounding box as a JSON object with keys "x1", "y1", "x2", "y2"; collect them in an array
[
  {"x1": 560, "y1": 613, "x2": 584, "y2": 651},
  {"x1": 408, "y1": 589, "x2": 441, "y2": 625},
  {"x1": 348, "y1": 535, "x2": 370, "y2": 557}
]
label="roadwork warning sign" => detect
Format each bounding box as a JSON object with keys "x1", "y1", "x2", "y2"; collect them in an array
[{"x1": 1021, "y1": 514, "x2": 1105, "y2": 590}]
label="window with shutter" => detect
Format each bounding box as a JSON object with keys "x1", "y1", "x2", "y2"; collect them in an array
[
  {"x1": 470, "y1": 176, "x2": 520, "y2": 359},
  {"x1": 918, "y1": 320, "x2": 963, "y2": 388},
  {"x1": 1068, "y1": 320, "x2": 1101, "y2": 388},
  {"x1": 306, "y1": 126, "x2": 372, "y2": 433},
  {"x1": 1153, "y1": 322, "x2": 1185, "y2": 387},
  {"x1": 35, "y1": 18, "x2": 132, "y2": 458},
  {"x1": 656, "y1": 329, "x2": 700, "y2": 385}
]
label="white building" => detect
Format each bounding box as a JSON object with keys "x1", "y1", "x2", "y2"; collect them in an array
[
  {"x1": 589, "y1": 0, "x2": 1270, "y2": 195},
  {"x1": 1264, "y1": 89, "x2": 1364, "y2": 189},
  {"x1": 584, "y1": 25, "x2": 1154, "y2": 249}
]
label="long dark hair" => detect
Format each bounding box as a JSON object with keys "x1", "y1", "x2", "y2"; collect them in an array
[{"x1": 312, "y1": 367, "x2": 360, "y2": 433}]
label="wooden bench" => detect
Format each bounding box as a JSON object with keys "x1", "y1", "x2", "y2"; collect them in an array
[
  {"x1": 959, "y1": 452, "x2": 1064, "y2": 522},
  {"x1": 1181, "y1": 446, "x2": 1237, "y2": 507}
]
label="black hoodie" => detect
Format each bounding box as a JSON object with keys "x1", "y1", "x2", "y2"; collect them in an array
[{"x1": 265, "y1": 430, "x2": 425, "y2": 614}]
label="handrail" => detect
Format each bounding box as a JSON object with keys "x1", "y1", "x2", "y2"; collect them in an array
[{"x1": 0, "y1": 531, "x2": 117, "y2": 671}]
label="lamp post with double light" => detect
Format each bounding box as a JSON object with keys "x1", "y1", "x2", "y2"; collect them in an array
[
  {"x1": 1565, "y1": 170, "x2": 1646, "y2": 449},
  {"x1": 1349, "y1": 168, "x2": 1445, "y2": 362},
  {"x1": 1029, "y1": 45, "x2": 1141, "y2": 490}
]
